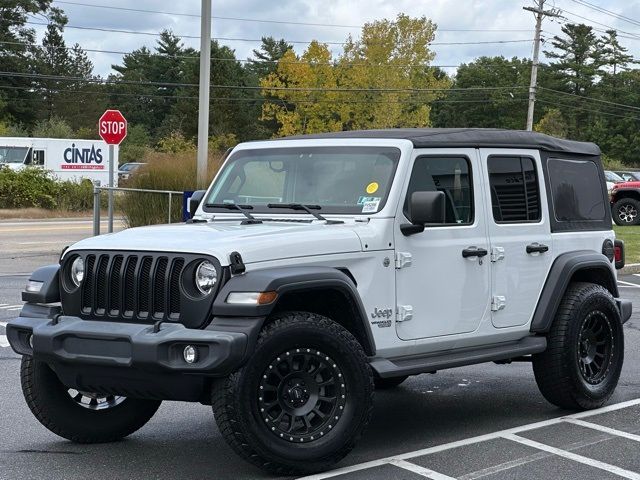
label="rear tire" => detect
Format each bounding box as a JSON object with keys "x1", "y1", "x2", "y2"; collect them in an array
[
  {"x1": 212, "y1": 312, "x2": 374, "y2": 475},
  {"x1": 21, "y1": 356, "x2": 161, "y2": 443},
  {"x1": 613, "y1": 197, "x2": 640, "y2": 225},
  {"x1": 374, "y1": 375, "x2": 409, "y2": 389},
  {"x1": 532, "y1": 282, "x2": 624, "y2": 410}
]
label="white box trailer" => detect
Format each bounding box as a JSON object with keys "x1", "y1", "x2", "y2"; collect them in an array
[{"x1": 0, "y1": 137, "x2": 118, "y2": 186}]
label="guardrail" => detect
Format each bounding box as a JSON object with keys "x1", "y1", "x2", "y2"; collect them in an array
[{"x1": 92, "y1": 185, "x2": 184, "y2": 236}]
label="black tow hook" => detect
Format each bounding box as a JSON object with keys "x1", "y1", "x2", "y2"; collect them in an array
[
  {"x1": 152, "y1": 320, "x2": 165, "y2": 333},
  {"x1": 51, "y1": 313, "x2": 62, "y2": 325}
]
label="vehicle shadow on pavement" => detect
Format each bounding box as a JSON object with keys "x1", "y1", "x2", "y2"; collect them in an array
[{"x1": 0, "y1": 361, "x2": 635, "y2": 480}]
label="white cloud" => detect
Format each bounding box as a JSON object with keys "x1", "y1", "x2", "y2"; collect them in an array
[{"x1": 35, "y1": 0, "x2": 640, "y2": 76}]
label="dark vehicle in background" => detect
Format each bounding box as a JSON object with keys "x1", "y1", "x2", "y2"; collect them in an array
[
  {"x1": 611, "y1": 180, "x2": 640, "y2": 225},
  {"x1": 614, "y1": 171, "x2": 640, "y2": 182},
  {"x1": 118, "y1": 162, "x2": 145, "y2": 182}
]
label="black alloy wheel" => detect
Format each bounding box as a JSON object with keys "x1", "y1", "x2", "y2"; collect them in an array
[
  {"x1": 258, "y1": 348, "x2": 347, "y2": 443},
  {"x1": 577, "y1": 311, "x2": 615, "y2": 385}
]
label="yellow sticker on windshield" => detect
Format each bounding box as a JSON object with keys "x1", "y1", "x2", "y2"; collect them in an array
[{"x1": 366, "y1": 182, "x2": 379, "y2": 194}]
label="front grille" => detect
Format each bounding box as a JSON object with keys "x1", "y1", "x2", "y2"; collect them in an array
[{"x1": 80, "y1": 253, "x2": 185, "y2": 322}]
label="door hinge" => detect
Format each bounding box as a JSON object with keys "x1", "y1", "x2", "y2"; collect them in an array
[
  {"x1": 490, "y1": 247, "x2": 505, "y2": 262},
  {"x1": 491, "y1": 295, "x2": 506, "y2": 311},
  {"x1": 396, "y1": 305, "x2": 413, "y2": 322},
  {"x1": 395, "y1": 252, "x2": 412, "y2": 269}
]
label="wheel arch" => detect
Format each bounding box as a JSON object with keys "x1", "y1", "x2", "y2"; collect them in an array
[
  {"x1": 613, "y1": 189, "x2": 640, "y2": 202},
  {"x1": 211, "y1": 266, "x2": 376, "y2": 356},
  {"x1": 530, "y1": 251, "x2": 618, "y2": 333}
]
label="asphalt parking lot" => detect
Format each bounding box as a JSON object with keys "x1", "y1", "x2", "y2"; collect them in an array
[{"x1": 1, "y1": 219, "x2": 640, "y2": 480}]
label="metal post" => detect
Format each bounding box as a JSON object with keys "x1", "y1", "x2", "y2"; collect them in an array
[
  {"x1": 168, "y1": 192, "x2": 172, "y2": 224},
  {"x1": 196, "y1": 0, "x2": 212, "y2": 188},
  {"x1": 93, "y1": 183, "x2": 101, "y2": 236},
  {"x1": 108, "y1": 144, "x2": 115, "y2": 232}
]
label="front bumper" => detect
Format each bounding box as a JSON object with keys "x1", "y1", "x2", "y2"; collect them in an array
[{"x1": 7, "y1": 312, "x2": 263, "y2": 402}]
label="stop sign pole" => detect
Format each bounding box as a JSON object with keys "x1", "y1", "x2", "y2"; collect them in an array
[{"x1": 98, "y1": 109, "x2": 127, "y2": 234}]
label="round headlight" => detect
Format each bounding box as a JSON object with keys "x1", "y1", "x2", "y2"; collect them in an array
[
  {"x1": 70, "y1": 256, "x2": 84, "y2": 287},
  {"x1": 195, "y1": 261, "x2": 217, "y2": 295}
]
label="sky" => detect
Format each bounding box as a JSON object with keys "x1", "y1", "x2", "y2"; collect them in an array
[{"x1": 28, "y1": 0, "x2": 640, "y2": 77}]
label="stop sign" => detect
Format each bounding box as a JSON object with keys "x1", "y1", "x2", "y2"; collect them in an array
[{"x1": 98, "y1": 109, "x2": 127, "y2": 145}]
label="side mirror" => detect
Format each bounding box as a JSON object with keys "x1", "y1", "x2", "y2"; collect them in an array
[
  {"x1": 401, "y1": 191, "x2": 446, "y2": 236},
  {"x1": 189, "y1": 190, "x2": 207, "y2": 219}
]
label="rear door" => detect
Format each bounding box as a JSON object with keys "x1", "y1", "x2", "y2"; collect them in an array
[{"x1": 480, "y1": 149, "x2": 553, "y2": 328}]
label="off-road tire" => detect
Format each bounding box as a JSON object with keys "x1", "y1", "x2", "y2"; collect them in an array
[
  {"x1": 21, "y1": 356, "x2": 161, "y2": 443},
  {"x1": 613, "y1": 197, "x2": 640, "y2": 225},
  {"x1": 374, "y1": 375, "x2": 409, "y2": 389},
  {"x1": 532, "y1": 282, "x2": 624, "y2": 410},
  {"x1": 212, "y1": 312, "x2": 375, "y2": 475}
]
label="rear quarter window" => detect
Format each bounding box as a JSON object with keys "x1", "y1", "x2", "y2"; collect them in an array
[{"x1": 548, "y1": 158, "x2": 606, "y2": 222}]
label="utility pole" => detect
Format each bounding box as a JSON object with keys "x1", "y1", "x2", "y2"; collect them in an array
[
  {"x1": 196, "y1": 0, "x2": 212, "y2": 188},
  {"x1": 524, "y1": 0, "x2": 560, "y2": 131}
]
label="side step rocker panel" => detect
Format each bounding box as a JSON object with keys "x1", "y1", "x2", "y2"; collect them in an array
[{"x1": 370, "y1": 336, "x2": 547, "y2": 378}]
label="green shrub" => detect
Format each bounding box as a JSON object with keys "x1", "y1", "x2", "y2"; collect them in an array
[
  {"x1": 120, "y1": 150, "x2": 224, "y2": 227},
  {"x1": 0, "y1": 167, "x2": 95, "y2": 211}
]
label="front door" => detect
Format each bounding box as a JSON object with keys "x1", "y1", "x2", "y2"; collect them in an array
[
  {"x1": 479, "y1": 149, "x2": 553, "y2": 328},
  {"x1": 394, "y1": 149, "x2": 491, "y2": 340}
]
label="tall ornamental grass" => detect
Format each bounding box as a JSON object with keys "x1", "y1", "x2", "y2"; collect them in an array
[{"x1": 120, "y1": 151, "x2": 224, "y2": 227}]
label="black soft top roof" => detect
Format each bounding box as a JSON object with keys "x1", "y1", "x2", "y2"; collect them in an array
[{"x1": 280, "y1": 128, "x2": 600, "y2": 156}]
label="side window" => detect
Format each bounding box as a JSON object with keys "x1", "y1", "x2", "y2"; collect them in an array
[
  {"x1": 403, "y1": 156, "x2": 473, "y2": 225},
  {"x1": 548, "y1": 158, "x2": 606, "y2": 222},
  {"x1": 33, "y1": 150, "x2": 45, "y2": 166},
  {"x1": 488, "y1": 156, "x2": 541, "y2": 223}
]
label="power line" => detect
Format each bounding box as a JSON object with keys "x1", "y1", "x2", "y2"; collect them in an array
[
  {"x1": 0, "y1": 70, "x2": 529, "y2": 93},
  {"x1": 24, "y1": 21, "x2": 534, "y2": 46},
  {"x1": 539, "y1": 87, "x2": 640, "y2": 112},
  {"x1": 555, "y1": 6, "x2": 640, "y2": 39},
  {"x1": 51, "y1": 0, "x2": 533, "y2": 32},
  {"x1": 537, "y1": 98, "x2": 640, "y2": 120},
  {"x1": 569, "y1": 0, "x2": 640, "y2": 29},
  {"x1": 0, "y1": 40, "x2": 540, "y2": 70}
]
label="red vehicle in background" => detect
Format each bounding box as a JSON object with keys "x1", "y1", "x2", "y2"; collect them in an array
[{"x1": 611, "y1": 181, "x2": 640, "y2": 225}]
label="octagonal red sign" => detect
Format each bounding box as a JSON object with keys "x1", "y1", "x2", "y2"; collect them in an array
[{"x1": 98, "y1": 109, "x2": 127, "y2": 145}]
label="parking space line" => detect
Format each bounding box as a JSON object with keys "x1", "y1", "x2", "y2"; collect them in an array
[
  {"x1": 0, "y1": 321, "x2": 8, "y2": 327},
  {"x1": 388, "y1": 459, "x2": 457, "y2": 479},
  {"x1": 502, "y1": 433, "x2": 640, "y2": 480},
  {"x1": 0, "y1": 305, "x2": 22, "y2": 310},
  {"x1": 618, "y1": 280, "x2": 640, "y2": 288},
  {"x1": 297, "y1": 398, "x2": 640, "y2": 480},
  {"x1": 565, "y1": 418, "x2": 640, "y2": 443},
  {"x1": 0, "y1": 335, "x2": 9, "y2": 348}
]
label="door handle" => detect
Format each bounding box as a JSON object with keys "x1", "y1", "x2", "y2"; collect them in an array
[
  {"x1": 462, "y1": 246, "x2": 488, "y2": 258},
  {"x1": 526, "y1": 242, "x2": 549, "y2": 254}
]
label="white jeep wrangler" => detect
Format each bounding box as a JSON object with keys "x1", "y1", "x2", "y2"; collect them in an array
[{"x1": 8, "y1": 129, "x2": 631, "y2": 475}]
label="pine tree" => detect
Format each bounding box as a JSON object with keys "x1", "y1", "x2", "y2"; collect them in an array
[
  {"x1": 0, "y1": 0, "x2": 53, "y2": 125},
  {"x1": 600, "y1": 29, "x2": 634, "y2": 76},
  {"x1": 545, "y1": 23, "x2": 604, "y2": 96}
]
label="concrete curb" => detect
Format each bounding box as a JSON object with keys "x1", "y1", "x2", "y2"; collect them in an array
[{"x1": 620, "y1": 263, "x2": 640, "y2": 275}]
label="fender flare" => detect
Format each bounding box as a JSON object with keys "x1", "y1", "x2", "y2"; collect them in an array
[
  {"x1": 211, "y1": 266, "x2": 375, "y2": 354},
  {"x1": 530, "y1": 250, "x2": 618, "y2": 333},
  {"x1": 22, "y1": 265, "x2": 60, "y2": 304}
]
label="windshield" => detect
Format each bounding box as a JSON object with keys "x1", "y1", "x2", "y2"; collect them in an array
[
  {"x1": 605, "y1": 171, "x2": 624, "y2": 183},
  {"x1": 0, "y1": 146, "x2": 29, "y2": 164},
  {"x1": 204, "y1": 146, "x2": 401, "y2": 214}
]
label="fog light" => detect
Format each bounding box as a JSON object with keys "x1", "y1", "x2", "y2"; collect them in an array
[
  {"x1": 183, "y1": 345, "x2": 198, "y2": 364},
  {"x1": 28, "y1": 334, "x2": 33, "y2": 349}
]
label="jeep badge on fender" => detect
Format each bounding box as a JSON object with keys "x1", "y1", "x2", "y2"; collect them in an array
[{"x1": 6, "y1": 128, "x2": 630, "y2": 475}]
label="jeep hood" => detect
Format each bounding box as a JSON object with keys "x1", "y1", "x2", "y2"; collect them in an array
[{"x1": 66, "y1": 221, "x2": 363, "y2": 265}]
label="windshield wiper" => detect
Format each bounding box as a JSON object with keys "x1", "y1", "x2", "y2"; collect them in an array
[
  {"x1": 205, "y1": 203, "x2": 262, "y2": 224},
  {"x1": 267, "y1": 203, "x2": 343, "y2": 224}
]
